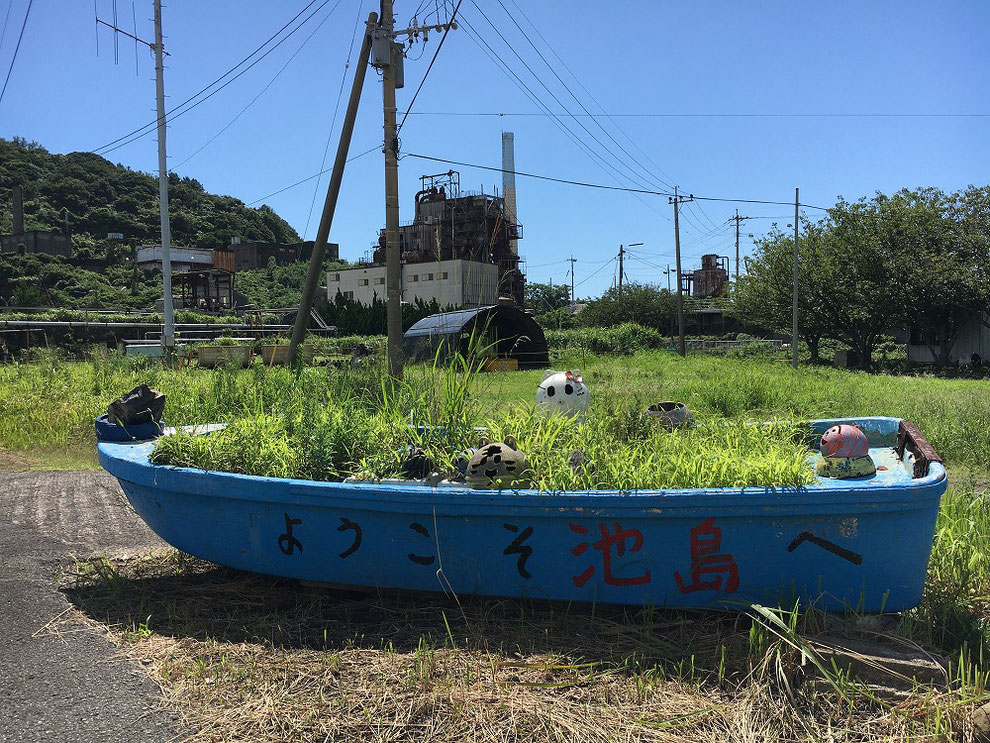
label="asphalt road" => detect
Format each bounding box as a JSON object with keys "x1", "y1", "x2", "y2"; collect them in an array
[{"x1": 0, "y1": 470, "x2": 182, "y2": 743}]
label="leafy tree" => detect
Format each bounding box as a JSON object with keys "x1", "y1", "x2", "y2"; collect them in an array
[
  {"x1": 734, "y1": 223, "x2": 833, "y2": 363},
  {"x1": 578, "y1": 282, "x2": 676, "y2": 331},
  {"x1": 525, "y1": 281, "x2": 570, "y2": 315},
  {"x1": 735, "y1": 187, "x2": 990, "y2": 369}
]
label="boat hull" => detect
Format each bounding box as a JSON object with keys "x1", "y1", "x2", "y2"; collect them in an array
[{"x1": 99, "y1": 417, "x2": 946, "y2": 611}]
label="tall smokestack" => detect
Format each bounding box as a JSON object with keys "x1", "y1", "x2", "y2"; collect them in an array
[
  {"x1": 501, "y1": 131, "x2": 518, "y2": 255},
  {"x1": 11, "y1": 186, "x2": 24, "y2": 235}
]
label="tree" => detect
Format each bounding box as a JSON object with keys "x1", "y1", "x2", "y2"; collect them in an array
[
  {"x1": 525, "y1": 281, "x2": 570, "y2": 315},
  {"x1": 735, "y1": 188, "x2": 990, "y2": 369},
  {"x1": 578, "y1": 282, "x2": 676, "y2": 331}
]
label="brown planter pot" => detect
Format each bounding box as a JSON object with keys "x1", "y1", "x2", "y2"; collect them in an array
[
  {"x1": 197, "y1": 345, "x2": 253, "y2": 368},
  {"x1": 261, "y1": 344, "x2": 314, "y2": 365}
]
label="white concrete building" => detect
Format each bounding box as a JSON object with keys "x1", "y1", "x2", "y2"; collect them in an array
[
  {"x1": 327, "y1": 259, "x2": 499, "y2": 307},
  {"x1": 135, "y1": 245, "x2": 214, "y2": 272},
  {"x1": 905, "y1": 315, "x2": 990, "y2": 365}
]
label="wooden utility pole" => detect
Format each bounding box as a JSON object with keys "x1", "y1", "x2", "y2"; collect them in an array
[
  {"x1": 289, "y1": 14, "x2": 377, "y2": 365},
  {"x1": 792, "y1": 187, "x2": 799, "y2": 370},
  {"x1": 731, "y1": 210, "x2": 752, "y2": 283},
  {"x1": 152, "y1": 0, "x2": 174, "y2": 355},
  {"x1": 669, "y1": 187, "x2": 693, "y2": 357}
]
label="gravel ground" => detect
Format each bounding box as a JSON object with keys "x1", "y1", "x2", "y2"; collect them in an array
[{"x1": 0, "y1": 470, "x2": 182, "y2": 743}]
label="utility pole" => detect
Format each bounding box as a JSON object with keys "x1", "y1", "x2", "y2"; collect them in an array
[
  {"x1": 669, "y1": 187, "x2": 693, "y2": 357},
  {"x1": 379, "y1": 0, "x2": 403, "y2": 378},
  {"x1": 152, "y1": 0, "x2": 174, "y2": 356},
  {"x1": 617, "y1": 245, "x2": 624, "y2": 296},
  {"x1": 730, "y1": 209, "x2": 753, "y2": 283},
  {"x1": 665, "y1": 265, "x2": 671, "y2": 293},
  {"x1": 374, "y1": 1, "x2": 457, "y2": 379},
  {"x1": 792, "y1": 187, "x2": 799, "y2": 370},
  {"x1": 568, "y1": 255, "x2": 577, "y2": 303},
  {"x1": 289, "y1": 13, "x2": 377, "y2": 365},
  {"x1": 617, "y1": 241, "x2": 640, "y2": 296}
]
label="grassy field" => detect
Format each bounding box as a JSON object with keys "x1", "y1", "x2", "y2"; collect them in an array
[{"x1": 4, "y1": 350, "x2": 990, "y2": 739}]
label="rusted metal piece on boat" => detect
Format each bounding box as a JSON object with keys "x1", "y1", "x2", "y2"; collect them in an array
[{"x1": 895, "y1": 420, "x2": 943, "y2": 478}]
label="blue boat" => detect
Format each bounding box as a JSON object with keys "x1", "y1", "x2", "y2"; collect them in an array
[{"x1": 98, "y1": 416, "x2": 946, "y2": 611}]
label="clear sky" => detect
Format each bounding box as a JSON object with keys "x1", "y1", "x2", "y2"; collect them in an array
[{"x1": 1, "y1": 0, "x2": 987, "y2": 298}]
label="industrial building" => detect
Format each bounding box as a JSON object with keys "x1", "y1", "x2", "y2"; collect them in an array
[
  {"x1": 328, "y1": 258, "x2": 500, "y2": 306},
  {"x1": 328, "y1": 133, "x2": 525, "y2": 308},
  {"x1": 1, "y1": 186, "x2": 72, "y2": 257},
  {"x1": 135, "y1": 245, "x2": 216, "y2": 272},
  {"x1": 228, "y1": 239, "x2": 336, "y2": 271},
  {"x1": 682, "y1": 254, "x2": 730, "y2": 298}
]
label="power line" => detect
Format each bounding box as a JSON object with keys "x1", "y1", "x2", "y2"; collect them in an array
[
  {"x1": 303, "y1": 0, "x2": 364, "y2": 240},
  {"x1": 0, "y1": 0, "x2": 32, "y2": 106},
  {"x1": 92, "y1": 0, "x2": 329, "y2": 156},
  {"x1": 0, "y1": 0, "x2": 15, "y2": 56},
  {"x1": 573, "y1": 257, "x2": 616, "y2": 291},
  {"x1": 404, "y1": 151, "x2": 831, "y2": 210},
  {"x1": 458, "y1": 7, "x2": 672, "y2": 223},
  {"x1": 172, "y1": 0, "x2": 344, "y2": 171},
  {"x1": 401, "y1": 111, "x2": 990, "y2": 118},
  {"x1": 491, "y1": 0, "x2": 673, "y2": 196},
  {"x1": 396, "y1": 0, "x2": 463, "y2": 134},
  {"x1": 405, "y1": 151, "x2": 672, "y2": 196},
  {"x1": 245, "y1": 144, "x2": 379, "y2": 206}
]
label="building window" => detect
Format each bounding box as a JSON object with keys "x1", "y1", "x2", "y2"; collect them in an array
[
  {"x1": 425, "y1": 273, "x2": 434, "y2": 281},
  {"x1": 343, "y1": 291, "x2": 354, "y2": 299},
  {"x1": 439, "y1": 272, "x2": 448, "y2": 280},
  {"x1": 410, "y1": 274, "x2": 418, "y2": 282},
  {"x1": 375, "y1": 277, "x2": 385, "y2": 285},
  {"x1": 330, "y1": 273, "x2": 340, "y2": 282},
  {"x1": 359, "y1": 279, "x2": 369, "y2": 286}
]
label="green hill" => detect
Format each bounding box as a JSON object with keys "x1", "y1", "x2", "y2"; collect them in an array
[
  {"x1": 0, "y1": 137, "x2": 299, "y2": 253},
  {"x1": 0, "y1": 137, "x2": 302, "y2": 308}
]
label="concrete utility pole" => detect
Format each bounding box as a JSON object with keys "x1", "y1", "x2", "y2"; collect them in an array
[
  {"x1": 289, "y1": 13, "x2": 377, "y2": 366},
  {"x1": 669, "y1": 187, "x2": 693, "y2": 357},
  {"x1": 792, "y1": 187, "x2": 799, "y2": 370},
  {"x1": 731, "y1": 210, "x2": 752, "y2": 283},
  {"x1": 152, "y1": 0, "x2": 174, "y2": 355},
  {"x1": 568, "y1": 255, "x2": 577, "y2": 303},
  {"x1": 374, "y1": 0, "x2": 457, "y2": 378},
  {"x1": 380, "y1": 0, "x2": 403, "y2": 378},
  {"x1": 617, "y1": 245, "x2": 624, "y2": 296}
]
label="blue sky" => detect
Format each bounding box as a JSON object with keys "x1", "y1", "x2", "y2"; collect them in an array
[{"x1": 1, "y1": 0, "x2": 987, "y2": 298}]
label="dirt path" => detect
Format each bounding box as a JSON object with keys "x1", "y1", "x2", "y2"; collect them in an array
[{"x1": 0, "y1": 470, "x2": 181, "y2": 743}]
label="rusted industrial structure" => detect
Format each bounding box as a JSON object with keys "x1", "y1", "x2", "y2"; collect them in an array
[
  {"x1": 682, "y1": 254, "x2": 730, "y2": 298},
  {"x1": 368, "y1": 170, "x2": 525, "y2": 305}
]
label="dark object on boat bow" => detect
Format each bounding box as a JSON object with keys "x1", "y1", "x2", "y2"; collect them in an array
[{"x1": 107, "y1": 384, "x2": 165, "y2": 426}]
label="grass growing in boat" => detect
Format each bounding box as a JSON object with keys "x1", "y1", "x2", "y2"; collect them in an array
[{"x1": 148, "y1": 392, "x2": 816, "y2": 490}]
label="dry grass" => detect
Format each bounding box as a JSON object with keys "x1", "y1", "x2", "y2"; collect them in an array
[{"x1": 55, "y1": 551, "x2": 986, "y2": 742}]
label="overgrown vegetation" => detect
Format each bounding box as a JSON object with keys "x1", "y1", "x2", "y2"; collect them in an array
[{"x1": 2, "y1": 350, "x2": 987, "y2": 739}]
